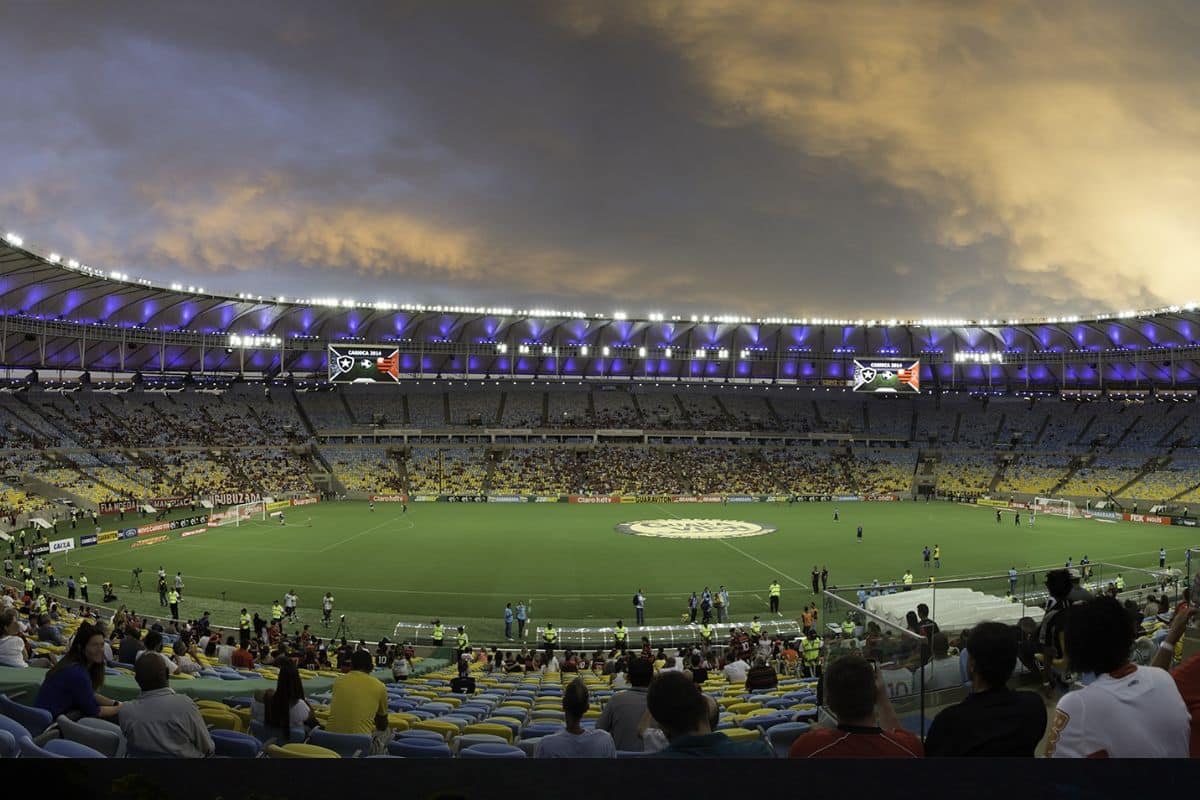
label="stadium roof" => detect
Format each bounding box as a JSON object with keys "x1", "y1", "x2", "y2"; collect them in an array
[{"x1": 3, "y1": 233, "x2": 1200, "y2": 389}]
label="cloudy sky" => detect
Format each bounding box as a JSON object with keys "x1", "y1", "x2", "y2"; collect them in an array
[{"x1": 1, "y1": 1, "x2": 1197, "y2": 319}]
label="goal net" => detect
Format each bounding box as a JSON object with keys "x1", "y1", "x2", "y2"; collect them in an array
[
  {"x1": 1033, "y1": 497, "x2": 1075, "y2": 518},
  {"x1": 210, "y1": 500, "x2": 267, "y2": 527}
]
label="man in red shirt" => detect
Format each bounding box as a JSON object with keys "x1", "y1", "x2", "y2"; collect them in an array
[
  {"x1": 231, "y1": 643, "x2": 255, "y2": 670},
  {"x1": 789, "y1": 654, "x2": 923, "y2": 758}
]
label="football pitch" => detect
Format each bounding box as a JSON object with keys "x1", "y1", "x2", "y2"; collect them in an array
[{"x1": 51, "y1": 501, "x2": 1198, "y2": 643}]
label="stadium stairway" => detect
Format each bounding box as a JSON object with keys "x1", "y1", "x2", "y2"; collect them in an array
[{"x1": 291, "y1": 389, "x2": 318, "y2": 437}]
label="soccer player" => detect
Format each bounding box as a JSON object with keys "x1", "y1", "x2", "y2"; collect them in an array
[
  {"x1": 1160, "y1": 547, "x2": 1167, "y2": 569},
  {"x1": 856, "y1": 524, "x2": 863, "y2": 543},
  {"x1": 1014, "y1": 512, "x2": 1020, "y2": 526},
  {"x1": 369, "y1": 500, "x2": 375, "y2": 512},
  {"x1": 284, "y1": 589, "x2": 298, "y2": 621},
  {"x1": 402, "y1": 501, "x2": 408, "y2": 513},
  {"x1": 833, "y1": 508, "x2": 839, "y2": 522},
  {"x1": 278, "y1": 512, "x2": 286, "y2": 526},
  {"x1": 322, "y1": 592, "x2": 335, "y2": 627},
  {"x1": 933, "y1": 545, "x2": 941, "y2": 569},
  {"x1": 922, "y1": 545, "x2": 931, "y2": 570},
  {"x1": 996, "y1": 509, "x2": 1002, "y2": 524}
]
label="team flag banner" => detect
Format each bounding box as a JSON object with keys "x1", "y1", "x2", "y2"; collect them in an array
[
  {"x1": 328, "y1": 345, "x2": 401, "y2": 383},
  {"x1": 853, "y1": 359, "x2": 920, "y2": 393}
]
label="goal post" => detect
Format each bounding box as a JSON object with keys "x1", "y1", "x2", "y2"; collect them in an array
[
  {"x1": 210, "y1": 500, "x2": 267, "y2": 527},
  {"x1": 1033, "y1": 497, "x2": 1076, "y2": 519}
]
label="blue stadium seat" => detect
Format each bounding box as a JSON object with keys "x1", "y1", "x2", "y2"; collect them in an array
[
  {"x1": 765, "y1": 722, "x2": 811, "y2": 757},
  {"x1": 18, "y1": 736, "x2": 64, "y2": 758},
  {"x1": 617, "y1": 749, "x2": 653, "y2": 758},
  {"x1": 0, "y1": 696, "x2": 52, "y2": 737},
  {"x1": 0, "y1": 729, "x2": 18, "y2": 758},
  {"x1": 56, "y1": 715, "x2": 127, "y2": 758},
  {"x1": 459, "y1": 742, "x2": 526, "y2": 758},
  {"x1": 248, "y1": 720, "x2": 307, "y2": 745},
  {"x1": 210, "y1": 729, "x2": 264, "y2": 758},
  {"x1": 44, "y1": 738, "x2": 107, "y2": 758},
  {"x1": 396, "y1": 729, "x2": 445, "y2": 741},
  {"x1": 387, "y1": 738, "x2": 452, "y2": 758},
  {"x1": 520, "y1": 721, "x2": 564, "y2": 739}
]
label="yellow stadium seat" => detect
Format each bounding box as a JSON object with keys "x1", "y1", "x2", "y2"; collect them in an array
[
  {"x1": 413, "y1": 719, "x2": 460, "y2": 741},
  {"x1": 385, "y1": 713, "x2": 411, "y2": 731},
  {"x1": 721, "y1": 728, "x2": 762, "y2": 743},
  {"x1": 726, "y1": 702, "x2": 762, "y2": 715},
  {"x1": 200, "y1": 708, "x2": 244, "y2": 732},
  {"x1": 463, "y1": 723, "x2": 513, "y2": 744},
  {"x1": 267, "y1": 743, "x2": 340, "y2": 759}
]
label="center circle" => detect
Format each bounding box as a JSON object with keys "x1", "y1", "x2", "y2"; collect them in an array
[{"x1": 615, "y1": 518, "x2": 778, "y2": 540}]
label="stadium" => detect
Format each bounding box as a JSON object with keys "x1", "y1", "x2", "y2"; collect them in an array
[{"x1": 0, "y1": 2, "x2": 1197, "y2": 781}]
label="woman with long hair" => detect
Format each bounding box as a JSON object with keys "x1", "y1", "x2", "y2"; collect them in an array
[
  {"x1": 252, "y1": 657, "x2": 315, "y2": 730},
  {"x1": 34, "y1": 622, "x2": 120, "y2": 720}
]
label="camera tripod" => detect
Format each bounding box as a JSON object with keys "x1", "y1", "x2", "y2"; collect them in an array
[
  {"x1": 130, "y1": 571, "x2": 144, "y2": 593},
  {"x1": 334, "y1": 615, "x2": 354, "y2": 641}
]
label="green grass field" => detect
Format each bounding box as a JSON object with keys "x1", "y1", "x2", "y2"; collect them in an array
[{"x1": 49, "y1": 501, "x2": 1197, "y2": 642}]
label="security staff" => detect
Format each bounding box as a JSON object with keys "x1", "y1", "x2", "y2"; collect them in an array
[
  {"x1": 613, "y1": 620, "x2": 628, "y2": 651},
  {"x1": 903, "y1": 570, "x2": 914, "y2": 591},
  {"x1": 239, "y1": 609, "x2": 252, "y2": 648},
  {"x1": 271, "y1": 601, "x2": 284, "y2": 624},
  {"x1": 699, "y1": 622, "x2": 714, "y2": 651},
  {"x1": 801, "y1": 630, "x2": 823, "y2": 678},
  {"x1": 167, "y1": 588, "x2": 180, "y2": 621},
  {"x1": 456, "y1": 626, "x2": 470, "y2": 662},
  {"x1": 431, "y1": 620, "x2": 445, "y2": 647},
  {"x1": 841, "y1": 617, "x2": 855, "y2": 638},
  {"x1": 749, "y1": 615, "x2": 762, "y2": 640},
  {"x1": 768, "y1": 580, "x2": 782, "y2": 614},
  {"x1": 542, "y1": 623, "x2": 558, "y2": 659},
  {"x1": 1115, "y1": 574, "x2": 1125, "y2": 592}
]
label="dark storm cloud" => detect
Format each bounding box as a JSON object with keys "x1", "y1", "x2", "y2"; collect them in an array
[{"x1": 0, "y1": 1, "x2": 1195, "y2": 319}]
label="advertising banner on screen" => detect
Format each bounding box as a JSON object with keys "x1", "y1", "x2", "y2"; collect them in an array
[
  {"x1": 97, "y1": 531, "x2": 118, "y2": 545},
  {"x1": 487, "y1": 496, "x2": 525, "y2": 503},
  {"x1": 138, "y1": 522, "x2": 172, "y2": 536},
  {"x1": 569, "y1": 496, "x2": 619, "y2": 504},
  {"x1": 1125, "y1": 513, "x2": 1171, "y2": 525},
  {"x1": 328, "y1": 345, "x2": 401, "y2": 383},
  {"x1": 370, "y1": 495, "x2": 407, "y2": 503},
  {"x1": 80, "y1": 534, "x2": 98, "y2": 547},
  {"x1": 291, "y1": 496, "x2": 319, "y2": 507},
  {"x1": 853, "y1": 359, "x2": 920, "y2": 394},
  {"x1": 1172, "y1": 516, "x2": 1198, "y2": 527}
]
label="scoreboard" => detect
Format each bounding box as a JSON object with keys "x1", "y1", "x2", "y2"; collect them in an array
[
  {"x1": 328, "y1": 345, "x2": 401, "y2": 383},
  {"x1": 852, "y1": 359, "x2": 920, "y2": 393}
]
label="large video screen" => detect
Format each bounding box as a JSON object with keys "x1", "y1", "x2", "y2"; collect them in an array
[
  {"x1": 328, "y1": 345, "x2": 400, "y2": 383},
  {"x1": 853, "y1": 359, "x2": 920, "y2": 393}
]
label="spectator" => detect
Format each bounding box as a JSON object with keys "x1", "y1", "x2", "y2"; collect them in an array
[
  {"x1": 137, "y1": 630, "x2": 178, "y2": 675},
  {"x1": 119, "y1": 650, "x2": 214, "y2": 758},
  {"x1": 915, "y1": 603, "x2": 939, "y2": 641},
  {"x1": 925, "y1": 622, "x2": 1047, "y2": 757},
  {"x1": 789, "y1": 655, "x2": 922, "y2": 758},
  {"x1": 913, "y1": 633, "x2": 961, "y2": 691},
  {"x1": 685, "y1": 652, "x2": 709, "y2": 684},
  {"x1": 231, "y1": 642, "x2": 255, "y2": 670},
  {"x1": 252, "y1": 657, "x2": 316, "y2": 732},
  {"x1": 723, "y1": 652, "x2": 750, "y2": 684},
  {"x1": 745, "y1": 656, "x2": 778, "y2": 691},
  {"x1": 597, "y1": 657, "x2": 652, "y2": 751},
  {"x1": 34, "y1": 622, "x2": 121, "y2": 721},
  {"x1": 172, "y1": 639, "x2": 202, "y2": 675},
  {"x1": 645, "y1": 671, "x2": 771, "y2": 758},
  {"x1": 117, "y1": 626, "x2": 145, "y2": 665},
  {"x1": 326, "y1": 650, "x2": 390, "y2": 752},
  {"x1": 535, "y1": 677, "x2": 616, "y2": 758},
  {"x1": 35, "y1": 614, "x2": 63, "y2": 646},
  {"x1": 450, "y1": 657, "x2": 477, "y2": 694},
  {"x1": 217, "y1": 635, "x2": 237, "y2": 666},
  {"x1": 1150, "y1": 598, "x2": 1199, "y2": 757},
  {"x1": 1019, "y1": 569, "x2": 1073, "y2": 696},
  {"x1": 0, "y1": 608, "x2": 52, "y2": 667},
  {"x1": 1045, "y1": 596, "x2": 1190, "y2": 757}
]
